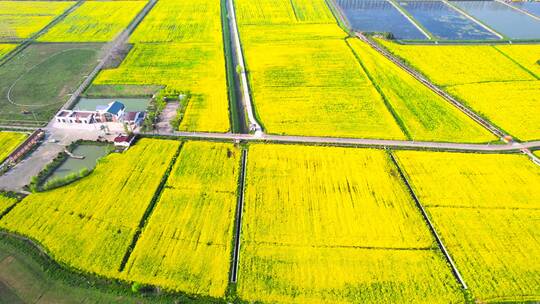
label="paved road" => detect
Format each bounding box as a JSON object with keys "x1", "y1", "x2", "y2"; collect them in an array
[{"x1": 140, "y1": 130, "x2": 540, "y2": 152}]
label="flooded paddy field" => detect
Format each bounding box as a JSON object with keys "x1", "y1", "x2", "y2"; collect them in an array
[
  {"x1": 73, "y1": 97, "x2": 149, "y2": 112},
  {"x1": 452, "y1": 1, "x2": 540, "y2": 40},
  {"x1": 510, "y1": 1, "x2": 540, "y2": 17},
  {"x1": 335, "y1": 0, "x2": 428, "y2": 39},
  {"x1": 398, "y1": 0, "x2": 500, "y2": 40}
]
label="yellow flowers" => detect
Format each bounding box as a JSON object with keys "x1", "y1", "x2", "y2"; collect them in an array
[
  {"x1": 237, "y1": 0, "x2": 406, "y2": 139},
  {"x1": 0, "y1": 139, "x2": 180, "y2": 277},
  {"x1": 0, "y1": 131, "x2": 26, "y2": 163},
  {"x1": 38, "y1": 1, "x2": 145, "y2": 42},
  {"x1": 0, "y1": 1, "x2": 73, "y2": 40},
  {"x1": 95, "y1": 0, "x2": 230, "y2": 133},
  {"x1": 0, "y1": 194, "x2": 17, "y2": 215},
  {"x1": 378, "y1": 40, "x2": 540, "y2": 140},
  {"x1": 348, "y1": 39, "x2": 495, "y2": 143},
  {"x1": 123, "y1": 141, "x2": 240, "y2": 297},
  {"x1": 394, "y1": 150, "x2": 540, "y2": 301},
  {"x1": 238, "y1": 144, "x2": 463, "y2": 303},
  {"x1": 0, "y1": 44, "x2": 16, "y2": 59}
]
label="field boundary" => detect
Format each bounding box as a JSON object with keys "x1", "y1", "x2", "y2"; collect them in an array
[
  {"x1": 388, "y1": 151, "x2": 469, "y2": 290},
  {"x1": 0, "y1": 1, "x2": 84, "y2": 67},
  {"x1": 117, "y1": 143, "x2": 183, "y2": 272},
  {"x1": 229, "y1": 148, "x2": 247, "y2": 283}
]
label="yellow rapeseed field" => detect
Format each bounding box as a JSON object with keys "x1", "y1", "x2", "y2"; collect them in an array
[
  {"x1": 428, "y1": 208, "x2": 540, "y2": 301},
  {"x1": 394, "y1": 150, "x2": 540, "y2": 301},
  {"x1": 96, "y1": 43, "x2": 229, "y2": 132},
  {"x1": 38, "y1": 1, "x2": 145, "y2": 42},
  {"x1": 495, "y1": 44, "x2": 540, "y2": 78},
  {"x1": 0, "y1": 139, "x2": 180, "y2": 277},
  {"x1": 0, "y1": 1, "x2": 73, "y2": 40},
  {"x1": 0, "y1": 131, "x2": 26, "y2": 163},
  {"x1": 377, "y1": 39, "x2": 540, "y2": 140},
  {"x1": 348, "y1": 39, "x2": 495, "y2": 143},
  {"x1": 129, "y1": 0, "x2": 222, "y2": 43},
  {"x1": 377, "y1": 39, "x2": 535, "y2": 86},
  {"x1": 0, "y1": 43, "x2": 16, "y2": 58},
  {"x1": 123, "y1": 141, "x2": 240, "y2": 297},
  {"x1": 237, "y1": 0, "x2": 406, "y2": 139},
  {"x1": 238, "y1": 144, "x2": 463, "y2": 303},
  {"x1": 0, "y1": 194, "x2": 17, "y2": 215},
  {"x1": 394, "y1": 151, "x2": 540, "y2": 209},
  {"x1": 446, "y1": 81, "x2": 540, "y2": 140}
]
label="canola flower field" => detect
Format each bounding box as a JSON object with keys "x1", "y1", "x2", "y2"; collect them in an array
[
  {"x1": 0, "y1": 1, "x2": 73, "y2": 41},
  {"x1": 238, "y1": 144, "x2": 463, "y2": 303},
  {"x1": 0, "y1": 139, "x2": 180, "y2": 277},
  {"x1": 0, "y1": 43, "x2": 16, "y2": 58},
  {"x1": 394, "y1": 151, "x2": 540, "y2": 301},
  {"x1": 96, "y1": 0, "x2": 230, "y2": 133},
  {"x1": 123, "y1": 141, "x2": 240, "y2": 297},
  {"x1": 0, "y1": 194, "x2": 17, "y2": 215},
  {"x1": 378, "y1": 40, "x2": 540, "y2": 140},
  {"x1": 38, "y1": 1, "x2": 145, "y2": 42},
  {"x1": 0, "y1": 131, "x2": 26, "y2": 164}
]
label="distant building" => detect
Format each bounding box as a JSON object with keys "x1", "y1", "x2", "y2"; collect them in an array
[
  {"x1": 55, "y1": 110, "x2": 95, "y2": 124},
  {"x1": 95, "y1": 101, "x2": 125, "y2": 123}
]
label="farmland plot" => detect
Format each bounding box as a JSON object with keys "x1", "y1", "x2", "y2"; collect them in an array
[
  {"x1": 0, "y1": 1, "x2": 73, "y2": 41},
  {"x1": 96, "y1": 0, "x2": 230, "y2": 132},
  {"x1": 0, "y1": 194, "x2": 17, "y2": 215},
  {"x1": 238, "y1": 144, "x2": 463, "y2": 303},
  {"x1": 348, "y1": 39, "x2": 495, "y2": 142},
  {"x1": 0, "y1": 131, "x2": 26, "y2": 163},
  {"x1": 0, "y1": 139, "x2": 180, "y2": 277},
  {"x1": 494, "y1": 44, "x2": 540, "y2": 78},
  {"x1": 38, "y1": 1, "x2": 145, "y2": 42},
  {"x1": 394, "y1": 151, "x2": 540, "y2": 301},
  {"x1": 123, "y1": 141, "x2": 240, "y2": 297},
  {"x1": 378, "y1": 39, "x2": 540, "y2": 140}
]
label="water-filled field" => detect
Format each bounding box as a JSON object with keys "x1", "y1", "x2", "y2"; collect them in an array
[
  {"x1": 74, "y1": 98, "x2": 149, "y2": 112},
  {"x1": 399, "y1": 0, "x2": 499, "y2": 40},
  {"x1": 511, "y1": 1, "x2": 540, "y2": 17},
  {"x1": 453, "y1": 1, "x2": 540, "y2": 39},
  {"x1": 335, "y1": 0, "x2": 427, "y2": 39}
]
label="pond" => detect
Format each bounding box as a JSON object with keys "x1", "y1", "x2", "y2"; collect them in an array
[
  {"x1": 399, "y1": 0, "x2": 500, "y2": 40},
  {"x1": 510, "y1": 1, "x2": 540, "y2": 17},
  {"x1": 335, "y1": 0, "x2": 429, "y2": 40},
  {"x1": 73, "y1": 98, "x2": 149, "y2": 112},
  {"x1": 452, "y1": 0, "x2": 540, "y2": 40},
  {"x1": 46, "y1": 144, "x2": 110, "y2": 182}
]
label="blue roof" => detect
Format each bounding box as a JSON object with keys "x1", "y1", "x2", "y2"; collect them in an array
[{"x1": 106, "y1": 101, "x2": 125, "y2": 115}]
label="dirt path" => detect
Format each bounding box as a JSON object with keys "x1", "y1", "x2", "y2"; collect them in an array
[{"x1": 155, "y1": 102, "x2": 179, "y2": 134}]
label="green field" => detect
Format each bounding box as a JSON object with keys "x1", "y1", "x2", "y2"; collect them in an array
[
  {"x1": 0, "y1": 139, "x2": 180, "y2": 277},
  {"x1": 394, "y1": 151, "x2": 540, "y2": 301},
  {"x1": 0, "y1": 1, "x2": 73, "y2": 41},
  {"x1": 123, "y1": 141, "x2": 240, "y2": 297},
  {"x1": 238, "y1": 144, "x2": 463, "y2": 303},
  {"x1": 0, "y1": 43, "x2": 101, "y2": 125}
]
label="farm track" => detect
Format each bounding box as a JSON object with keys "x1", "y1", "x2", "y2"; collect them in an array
[
  {"x1": 139, "y1": 130, "x2": 540, "y2": 153},
  {"x1": 0, "y1": 1, "x2": 84, "y2": 68}
]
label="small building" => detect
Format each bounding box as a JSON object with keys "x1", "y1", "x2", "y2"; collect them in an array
[
  {"x1": 55, "y1": 110, "x2": 95, "y2": 124},
  {"x1": 124, "y1": 111, "x2": 145, "y2": 126},
  {"x1": 95, "y1": 101, "x2": 126, "y2": 123},
  {"x1": 113, "y1": 134, "x2": 135, "y2": 148}
]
